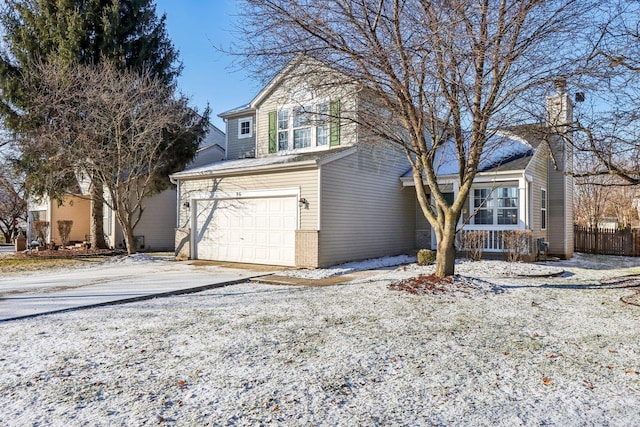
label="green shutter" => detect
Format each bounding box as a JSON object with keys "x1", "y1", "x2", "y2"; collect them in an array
[
  {"x1": 329, "y1": 100, "x2": 341, "y2": 146},
  {"x1": 268, "y1": 111, "x2": 277, "y2": 153}
]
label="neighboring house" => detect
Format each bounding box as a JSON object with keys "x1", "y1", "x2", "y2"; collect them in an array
[
  {"x1": 26, "y1": 124, "x2": 225, "y2": 251},
  {"x1": 171, "y1": 58, "x2": 574, "y2": 267}
]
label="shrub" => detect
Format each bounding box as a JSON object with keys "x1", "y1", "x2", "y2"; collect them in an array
[
  {"x1": 33, "y1": 221, "x2": 50, "y2": 244},
  {"x1": 57, "y1": 220, "x2": 73, "y2": 248},
  {"x1": 503, "y1": 230, "x2": 533, "y2": 263},
  {"x1": 459, "y1": 230, "x2": 485, "y2": 261},
  {"x1": 417, "y1": 249, "x2": 436, "y2": 265}
]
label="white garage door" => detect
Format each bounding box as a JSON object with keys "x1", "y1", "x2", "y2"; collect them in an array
[{"x1": 194, "y1": 196, "x2": 297, "y2": 266}]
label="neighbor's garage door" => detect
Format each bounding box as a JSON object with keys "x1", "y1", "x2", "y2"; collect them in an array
[{"x1": 194, "y1": 196, "x2": 297, "y2": 266}]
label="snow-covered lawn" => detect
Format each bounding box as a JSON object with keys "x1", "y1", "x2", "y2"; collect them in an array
[{"x1": 1, "y1": 253, "x2": 640, "y2": 425}]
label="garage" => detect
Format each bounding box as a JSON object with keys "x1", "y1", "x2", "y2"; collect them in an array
[{"x1": 193, "y1": 195, "x2": 297, "y2": 266}]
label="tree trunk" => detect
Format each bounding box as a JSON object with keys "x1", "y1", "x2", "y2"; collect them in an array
[
  {"x1": 434, "y1": 215, "x2": 457, "y2": 277},
  {"x1": 123, "y1": 225, "x2": 137, "y2": 255},
  {"x1": 89, "y1": 181, "x2": 108, "y2": 249}
]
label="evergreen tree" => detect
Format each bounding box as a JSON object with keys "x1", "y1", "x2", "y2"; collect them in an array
[{"x1": 0, "y1": 0, "x2": 197, "y2": 248}]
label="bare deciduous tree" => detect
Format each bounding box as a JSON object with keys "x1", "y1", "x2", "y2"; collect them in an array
[
  {"x1": 237, "y1": 0, "x2": 593, "y2": 276},
  {"x1": 574, "y1": 175, "x2": 640, "y2": 228},
  {"x1": 20, "y1": 61, "x2": 208, "y2": 254},
  {"x1": 546, "y1": 2, "x2": 640, "y2": 185},
  {"x1": 0, "y1": 161, "x2": 27, "y2": 243}
]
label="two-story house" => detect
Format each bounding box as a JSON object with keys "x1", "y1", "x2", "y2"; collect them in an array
[{"x1": 171, "y1": 58, "x2": 573, "y2": 267}]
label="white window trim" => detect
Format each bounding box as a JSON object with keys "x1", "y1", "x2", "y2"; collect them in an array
[
  {"x1": 469, "y1": 186, "x2": 521, "y2": 228},
  {"x1": 237, "y1": 116, "x2": 253, "y2": 139},
  {"x1": 277, "y1": 99, "x2": 329, "y2": 153}
]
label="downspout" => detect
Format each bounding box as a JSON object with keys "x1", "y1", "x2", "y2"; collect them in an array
[
  {"x1": 317, "y1": 166, "x2": 322, "y2": 231},
  {"x1": 224, "y1": 118, "x2": 229, "y2": 159},
  {"x1": 174, "y1": 177, "x2": 181, "y2": 229}
]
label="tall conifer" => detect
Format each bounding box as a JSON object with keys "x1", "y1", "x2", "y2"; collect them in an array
[{"x1": 0, "y1": 0, "x2": 197, "y2": 248}]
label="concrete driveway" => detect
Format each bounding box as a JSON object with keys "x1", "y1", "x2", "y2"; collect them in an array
[{"x1": 0, "y1": 255, "x2": 272, "y2": 321}]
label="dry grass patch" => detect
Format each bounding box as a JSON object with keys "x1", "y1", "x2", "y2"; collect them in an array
[{"x1": 0, "y1": 254, "x2": 110, "y2": 274}]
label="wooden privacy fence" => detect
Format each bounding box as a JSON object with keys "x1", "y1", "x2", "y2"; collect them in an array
[{"x1": 574, "y1": 225, "x2": 640, "y2": 256}]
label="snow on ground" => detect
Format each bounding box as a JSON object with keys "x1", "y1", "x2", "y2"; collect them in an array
[
  {"x1": 1, "y1": 254, "x2": 640, "y2": 425},
  {"x1": 276, "y1": 254, "x2": 417, "y2": 279}
]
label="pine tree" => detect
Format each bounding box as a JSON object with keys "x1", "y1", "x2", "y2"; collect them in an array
[{"x1": 0, "y1": 0, "x2": 196, "y2": 249}]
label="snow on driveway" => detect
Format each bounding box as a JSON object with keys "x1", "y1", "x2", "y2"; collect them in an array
[
  {"x1": 0, "y1": 253, "x2": 639, "y2": 425},
  {"x1": 0, "y1": 254, "x2": 269, "y2": 320}
]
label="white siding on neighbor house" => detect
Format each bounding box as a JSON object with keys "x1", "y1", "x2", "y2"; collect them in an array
[
  {"x1": 108, "y1": 189, "x2": 177, "y2": 251},
  {"x1": 187, "y1": 145, "x2": 226, "y2": 169},
  {"x1": 226, "y1": 116, "x2": 256, "y2": 160},
  {"x1": 318, "y1": 145, "x2": 414, "y2": 266},
  {"x1": 177, "y1": 167, "x2": 319, "y2": 232}
]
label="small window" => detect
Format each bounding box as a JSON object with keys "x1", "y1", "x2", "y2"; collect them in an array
[
  {"x1": 237, "y1": 117, "x2": 253, "y2": 139},
  {"x1": 541, "y1": 188, "x2": 547, "y2": 230}
]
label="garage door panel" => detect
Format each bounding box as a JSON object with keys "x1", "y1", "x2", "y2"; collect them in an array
[{"x1": 195, "y1": 196, "x2": 296, "y2": 266}]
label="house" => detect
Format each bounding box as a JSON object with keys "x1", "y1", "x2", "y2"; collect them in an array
[
  {"x1": 26, "y1": 124, "x2": 226, "y2": 251},
  {"x1": 171, "y1": 59, "x2": 574, "y2": 267}
]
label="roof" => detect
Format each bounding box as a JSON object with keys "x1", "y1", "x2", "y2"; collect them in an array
[
  {"x1": 402, "y1": 125, "x2": 542, "y2": 179},
  {"x1": 171, "y1": 146, "x2": 356, "y2": 180},
  {"x1": 218, "y1": 103, "x2": 253, "y2": 118},
  {"x1": 218, "y1": 56, "x2": 343, "y2": 119}
]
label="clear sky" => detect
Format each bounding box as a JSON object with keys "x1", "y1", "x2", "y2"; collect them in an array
[{"x1": 154, "y1": 0, "x2": 260, "y2": 130}]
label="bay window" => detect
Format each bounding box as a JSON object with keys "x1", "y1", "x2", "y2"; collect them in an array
[{"x1": 472, "y1": 187, "x2": 519, "y2": 226}]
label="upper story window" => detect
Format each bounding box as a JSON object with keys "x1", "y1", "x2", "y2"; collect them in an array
[
  {"x1": 471, "y1": 187, "x2": 519, "y2": 225},
  {"x1": 237, "y1": 117, "x2": 253, "y2": 139},
  {"x1": 269, "y1": 99, "x2": 340, "y2": 154},
  {"x1": 277, "y1": 102, "x2": 329, "y2": 151}
]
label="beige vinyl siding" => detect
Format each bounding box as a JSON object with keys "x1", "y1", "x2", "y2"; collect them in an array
[
  {"x1": 525, "y1": 146, "x2": 550, "y2": 243},
  {"x1": 178, "y1": 167, "x2": 319, "y2": 231},
  {"x1": 546, "y1": 136, "x2": 573, "y2": 258},
  {"x1": 254, "y1": 74, "x2": 358, "y2": 157},
  {"x1": 226, "y1": 116, "x2": 256, "y2": 160},
  {"x1": 318, "y1": 145, "x2": 414, "y2": 266}
]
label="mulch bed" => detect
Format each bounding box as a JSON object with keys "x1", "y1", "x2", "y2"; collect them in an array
[{"x1": 389, "y1": 274, "x2": 470, "y2": 295}]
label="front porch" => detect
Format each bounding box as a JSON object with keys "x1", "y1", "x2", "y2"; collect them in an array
[{"x1": 455, "y1": 228, "x2": 547, "y2": 261}]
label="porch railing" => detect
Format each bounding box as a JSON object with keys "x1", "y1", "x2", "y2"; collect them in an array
[{"x1": 456, "y1": 229, "x2": 536, "y2": 255}]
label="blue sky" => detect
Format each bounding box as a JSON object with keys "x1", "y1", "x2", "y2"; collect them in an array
[{"x1": 154, "y1": 0, "x2": 259, "y2": 130}]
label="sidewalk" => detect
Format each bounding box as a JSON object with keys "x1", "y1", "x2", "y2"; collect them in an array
[{"x1": 0, "y1": 257, "x2": 271, "y2": 322}]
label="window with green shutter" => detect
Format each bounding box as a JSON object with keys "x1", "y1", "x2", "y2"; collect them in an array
[
  {"x1": 268, "y1": 111, "x2": 277, "y2": 153},
  {"x1": 330, "y1": 99, "x2": 341, "y2": 146}
]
